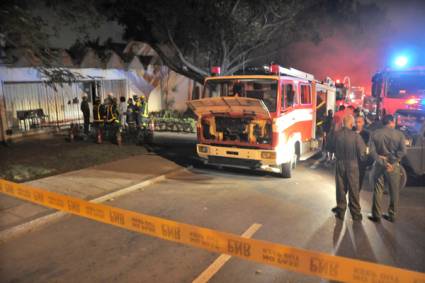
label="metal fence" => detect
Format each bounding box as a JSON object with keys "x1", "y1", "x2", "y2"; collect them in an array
[{"x1": 1, "y1": 79, "x2": 127, "y2": 134}]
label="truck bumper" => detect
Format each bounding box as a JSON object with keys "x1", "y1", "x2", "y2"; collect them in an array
[{"x1": 196, "y1": 144, "x2": 280, "y2": 173}]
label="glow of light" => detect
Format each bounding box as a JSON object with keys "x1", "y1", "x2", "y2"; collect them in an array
[
  {"x1": 405, "y1": 97, "x2": 419, "y2": 105},
  {"x1": 394, "y1": 56, "x2": 408, "y2": 67},
  {"x1": 336, "y1": 79, "x2": 341, "y2": 84}
]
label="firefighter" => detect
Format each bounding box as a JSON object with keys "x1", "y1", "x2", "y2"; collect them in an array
[
  {"x1": 105, "y1": 96, "x2": 120, "y2": 141},
  {"x1": 80, "y1": 94, "x2": 90, "y2": 135},
  {"x1": 329, "y1": 115, "x2": 367, "y2": 221},
  {"x1": 126, "y1": 97, "x2": 135, "y2": 128},
  {"x1": 92, "y1": 97, "x2": 105, "y2": 143},
  {"x1": 139, "y1": 95, "x2": 149, "y2": 126},
  {"x1": 368, "y1": 115, "x2": 406, "y2": 223}
]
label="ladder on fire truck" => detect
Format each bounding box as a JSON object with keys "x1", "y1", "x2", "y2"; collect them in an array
[{"x1": 269, "y1": 65, "x2": 315, "y2": 81}]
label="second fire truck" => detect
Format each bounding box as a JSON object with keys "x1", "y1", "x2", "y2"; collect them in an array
[{"x1": 372, "y1": 66, "x2": 425, "y2": 116}]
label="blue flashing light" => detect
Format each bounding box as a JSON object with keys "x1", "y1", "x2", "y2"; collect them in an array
[{"x1": 394, "y1": 55, "x2": 408, "y2": 68}]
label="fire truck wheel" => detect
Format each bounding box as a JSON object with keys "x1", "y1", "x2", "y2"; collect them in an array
[{"x1": 280, "y1": 162, "x2": 292, "y2": 178}]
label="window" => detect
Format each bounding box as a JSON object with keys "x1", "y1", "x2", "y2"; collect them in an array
[
  {"x1": 300, "y1": 84, "x2": 311, "y2": 104},
  {"x1": 387, "y1": 74, "x2": 425, "y2": 98},
  {"x1": 282, "y1": 83, "x2": 296, "y2": 108},
  {"x1": 203, "y1": 79, "x2": 278, "y2": 112}
]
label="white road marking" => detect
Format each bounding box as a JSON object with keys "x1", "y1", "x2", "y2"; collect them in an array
[{"x1": 192, "y1": 223, "x2": 262, "y2": 283}]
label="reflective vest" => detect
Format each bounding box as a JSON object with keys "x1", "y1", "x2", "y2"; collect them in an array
[
  {"x1": 106, "y1": 104, "x2": 119, "y2": 123},
  {"x1": 140, "y1": 101, "x2": 149, "y2": 118},
  {"x1": 93, "y1": 104, "x2": 105, "y2": 123}
]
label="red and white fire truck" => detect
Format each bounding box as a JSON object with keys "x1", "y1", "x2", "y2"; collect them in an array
[
  {"x1": 187, "y1": 64, "x2": 336, "y2": 178},
  {"x1": 372, "y1": 66, "x2": 425, "y2": 116}
]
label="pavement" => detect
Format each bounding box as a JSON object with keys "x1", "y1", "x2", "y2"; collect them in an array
[
  {"x1": 0, "y1": 132, "x2": 424, "y2": 282},
  {"x1": 0, "y1": 148, "x2": 183, "y2": 236}
]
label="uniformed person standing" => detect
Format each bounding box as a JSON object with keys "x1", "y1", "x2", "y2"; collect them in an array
[
  {"x1": 329, "y1": 115, "x2": 367, "y2": 221},
  {"x1": 354, "y1": 115, "x2": 371, "y2": 190},
  {"x1": 139, "y1": 95, "x2": 149, "y2": 127},
  {"x1": 368, "y1": 115, "x2": 406, "y2": 223}
]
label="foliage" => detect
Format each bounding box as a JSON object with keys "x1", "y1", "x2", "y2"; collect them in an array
[
  {"x1": 1, "y1": 0, "x2": 382, "y2": 85},
  {"x1": 150, "y1": 110, "x2": 196, "y2": 133},
  {"x1": 98, "y1": 0, "x2": 374, "y2": 83}
]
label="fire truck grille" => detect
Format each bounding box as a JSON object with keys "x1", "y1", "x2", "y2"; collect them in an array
[{"x1": 208, "y1": 156, "x2": 261, "y2": 169}]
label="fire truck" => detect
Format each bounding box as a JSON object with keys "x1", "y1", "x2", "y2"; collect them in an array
[
  {"x1": 347, "y1": 86, "x2": 365, "y2": 109},
  {"x1": 372, "y1": 66, "x2": 425, "y2": 117},
  {"x1": 187, "y1": 64, "x2": 336, "y2": 178}
]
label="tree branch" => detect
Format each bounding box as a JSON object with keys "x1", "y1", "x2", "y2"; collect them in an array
[
  {"x1": 231, "y1": 0, "x2": 241, "y2": 16},
  {"x1": 166, "y1": 27, "x2": 209, "y2": 77}
]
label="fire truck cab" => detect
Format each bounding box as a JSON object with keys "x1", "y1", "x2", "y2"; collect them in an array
[
  {"x1": 372, "y1": 67, "x2": 425, "y2": 116},
  {"x1": 187, "y1": 64, "x2": 335, "y2": 178}
]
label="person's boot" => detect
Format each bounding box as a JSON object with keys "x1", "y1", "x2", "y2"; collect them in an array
[
  {"x1": 367, "y1": 213, "x2": 381, "y2": 223},
  {"x1": 382, "y1": 213, "x2": 395, "y2": 223}
]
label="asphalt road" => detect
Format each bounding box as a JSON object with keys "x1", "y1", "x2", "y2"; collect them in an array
[{"x1": 0, "y1": 132, "x2": 424, "y2": 283}]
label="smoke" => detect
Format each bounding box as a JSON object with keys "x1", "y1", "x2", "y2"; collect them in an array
[{"x1": 283, "y1": 0, "x2": 425, "y2": 94}]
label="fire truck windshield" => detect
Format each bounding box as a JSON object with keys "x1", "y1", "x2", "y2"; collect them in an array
[
  {"x1": 387, "y1": 74, "x2": 425, "y2": 98},
  {"x1": 203, "y1": 79, "x2": 278, "y2": 112}
]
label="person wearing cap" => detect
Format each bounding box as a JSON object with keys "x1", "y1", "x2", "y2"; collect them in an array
[
  {"x1": 80, "y1": 93, "x2": 90, "y2": 135},
  {"x1": 368, "y1": 114, "x2": 406, "y2": 223}
]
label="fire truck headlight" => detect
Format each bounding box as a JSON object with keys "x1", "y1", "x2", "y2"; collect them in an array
[
  {"x1": 261, "y1": 151, "x2": 276, "y2": 159},
  {"x1": 198, "y1": 145, "x2": 209, "y2": 153}
]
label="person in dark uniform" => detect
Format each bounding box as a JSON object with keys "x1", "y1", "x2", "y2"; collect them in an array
[
  {"x1": 368, "y1": 115, "x2": 406, "y2": 223},
  {"x1": 323, "y1": 109, "x2": 334, "y2": 161},
  {"x1": 354, "y1": 116, "x2": 371, "y2": 191},
  {"x1": 80, "y1": 94, "x2": 90, "y2": 135},
  {"x1": 329, "y1": 115, "x2": 367, "y2": 221}
]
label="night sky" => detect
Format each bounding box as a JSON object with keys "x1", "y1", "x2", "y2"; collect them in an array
[
  {"x1": 284, "y1": 0, "x2": 425, "y2": 92},
  {"x1": 41, "y1": 0, "x2": 425, "y2": 93}
]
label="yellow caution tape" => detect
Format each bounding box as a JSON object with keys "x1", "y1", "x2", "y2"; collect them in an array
[{"x1": 1, "y1": 179, "x2": 424, "y2": 283}]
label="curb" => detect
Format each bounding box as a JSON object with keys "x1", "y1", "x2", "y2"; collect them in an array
[{"x1": 0, "y1": 165, "x2": 193, "y2": 244}]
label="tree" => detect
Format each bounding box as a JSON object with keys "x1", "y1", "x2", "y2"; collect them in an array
[
  {"x1": 1, "y1": 0, "x2": 381, "y2": 83},
  {"x1": 99, "y1": 0, "x2": 369, "y2": 83}
]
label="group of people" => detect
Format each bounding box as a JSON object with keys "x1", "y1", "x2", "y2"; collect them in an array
[
  {"x1": 80, "y1": 93, "x2": 149, "y2": 142},
  {"x1": 326, "y1": 105, "x2": 406, "y2": 223}
]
